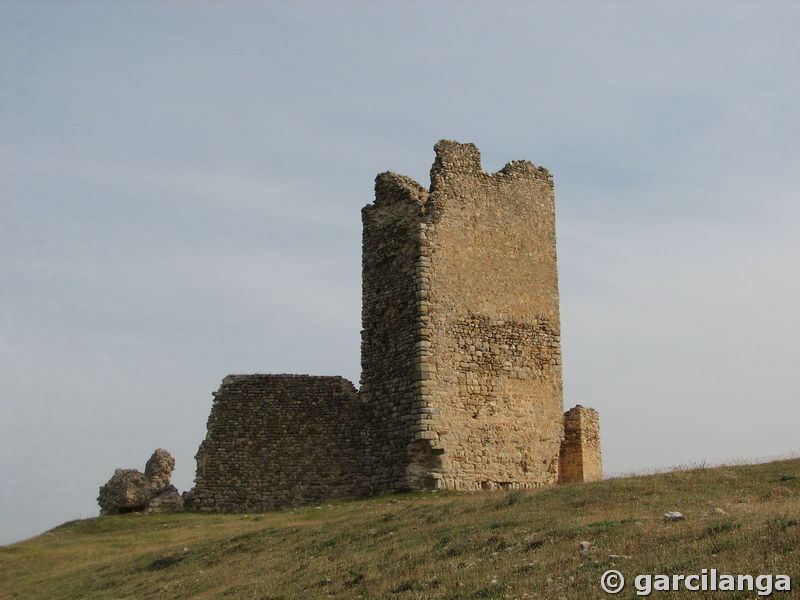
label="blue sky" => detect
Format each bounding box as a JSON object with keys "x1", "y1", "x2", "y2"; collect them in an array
[{"x1": 1, "y1": 1, "x2": 799, "y2": 545}]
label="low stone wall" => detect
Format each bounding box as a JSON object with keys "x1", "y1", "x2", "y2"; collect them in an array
[
  {"x1": 191, "y1": 375, "x2": 377, "y2": 511},
  {"x1": 558, "y1": 405, "x2": 602, "y2": 483}
]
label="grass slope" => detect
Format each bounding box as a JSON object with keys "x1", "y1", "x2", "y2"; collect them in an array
[{"x1": 1, "y1": 459, "x2": 799, "y2": 599}]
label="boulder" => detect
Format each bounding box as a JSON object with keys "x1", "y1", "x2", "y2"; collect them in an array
[
  {"x1": 98, "y1": 469, "x2": 154, "y2": 515},
  {"x1": 98, "y1": 449, "x2": 184, "y2": 515},
  {"x1": 146, "y1": 485, "x2": 184, "y2": 513},
  {"x1": 145, "y1": 448, "x2": 176, "y2": 490},
  {"x1": 181, "y1": 489, "x2": 197, "y2": 510}
]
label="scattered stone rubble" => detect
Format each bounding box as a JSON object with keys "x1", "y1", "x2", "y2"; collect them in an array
[{"x1": 98, "y1": 449, "x2": 183, "y2": 515}]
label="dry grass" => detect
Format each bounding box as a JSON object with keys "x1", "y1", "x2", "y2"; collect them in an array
[{"x1": 1, "y1": 458, "x2": 799, "y2": 599}]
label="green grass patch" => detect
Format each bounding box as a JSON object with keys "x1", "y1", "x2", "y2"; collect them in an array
[{"x1": 1, "y1": 458, "x2": 799, "y2": 599}]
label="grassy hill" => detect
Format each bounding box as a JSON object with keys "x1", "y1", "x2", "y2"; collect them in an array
[{"x1": 2, "y1": 459, "x2": 798, "y2": 599}]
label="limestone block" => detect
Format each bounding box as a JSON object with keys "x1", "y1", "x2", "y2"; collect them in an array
[
  {"x1": 98, "y1": 469, "x2": 154, "y2": 515},
  {"x1": 145, "y1": 448, "x2": 175, "y2": 490}
]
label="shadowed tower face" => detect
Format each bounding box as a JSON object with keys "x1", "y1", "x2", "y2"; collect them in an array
[{"x1": 361, "y1": 140, "x2": 564, "y2": 491}]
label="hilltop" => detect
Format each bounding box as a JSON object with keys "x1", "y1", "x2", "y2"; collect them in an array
[{"x1": 1, "y1": 459, "x2": 798, "y2": 599}]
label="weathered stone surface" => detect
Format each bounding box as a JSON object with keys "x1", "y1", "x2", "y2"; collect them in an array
[
  {"x1": 191, "y1": 375, "x2": 375, "y2": 512},
  {"x1": 362, "y1": 140, "x2": 564, "y2": 492},
  {"x1": 181, "y1": 489, "x2": 197, "y2": 509},
  {"x1": 559, "y1": 405, "x2": 602, "y2": 483},
  {"x1": 99, "y1": 449, "x2": 184, "y2": 515},
  {"x1": 146, "y1": 485, "x2": 184, "y2": 513},
  {"x1": 664, "y1": 511, "x2": 685, "y2": 521},
  {"x1": 189, "y1": 141, "x2": 602, "y2": 512},
  {"x1": 145, "y1": 448, "x2": 175, "y2": 490},
  {"x1": 98, "y1": 469, "x2": 154, "y2": 515}
]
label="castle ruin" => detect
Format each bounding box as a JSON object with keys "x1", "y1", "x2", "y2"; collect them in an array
[{"x1": 189, "y1": 140, "x2": 601, "y2": 511}]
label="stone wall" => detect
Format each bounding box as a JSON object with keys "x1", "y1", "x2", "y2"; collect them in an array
[
  {"x1": 191, "y1": 375, "x2": 376, "y2": 511},
  {"x1": 558, "y1": 405, "x2": 602, "y2": 483},
  {"x1": 360, "y1": 173, "x2": 431, "y2": 491}
]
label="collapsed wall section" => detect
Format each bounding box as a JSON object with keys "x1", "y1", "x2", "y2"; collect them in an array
[
  {"x1": 558, "y1": 405, "x2": 602, "y2": 483},
  {"x1": 191, "y1": 374, "x2": 375, "y2": 511}
]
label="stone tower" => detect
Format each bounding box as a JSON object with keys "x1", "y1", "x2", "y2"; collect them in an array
[{"x1": 361, "y1": 140, "x2": 565, "y2": 491}]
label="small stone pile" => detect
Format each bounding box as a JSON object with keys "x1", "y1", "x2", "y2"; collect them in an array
[{"x1": 98, "y1": 449, "x2": 183, "y2": 515}]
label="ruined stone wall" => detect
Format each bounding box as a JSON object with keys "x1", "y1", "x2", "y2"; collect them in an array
[
  {"x1": 558, "y1": 405, "x2": 602, "y2": 483},
  {"x1": 360, "y1": 141, "x2": 564, "y2": 491},
  {"x1": 191, "y1": 375, "x2": 376, "y2": 511},
  {"x1": 360, "y1": 173, "x2": 431, "y2": 491},
  {"x1": 191, "y1": 140, "x2": 597, "y2": 509}
]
